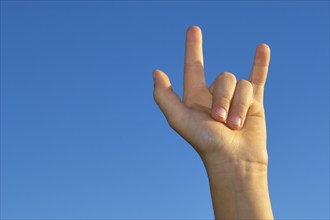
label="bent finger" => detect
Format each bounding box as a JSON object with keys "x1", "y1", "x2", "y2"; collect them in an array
[
  {"x1": 210, "y1": 72, "x2": 237, "y2": 122},
  {"x1": 227, "y1": 80, "x2": 253, "y2": 130}
]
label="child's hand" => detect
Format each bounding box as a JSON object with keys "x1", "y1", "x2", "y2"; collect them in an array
[
  {"x1": 153, "y1": 26, "x2": 270, "y2": 174},
  {"x1": 153, "y1": 26, "x2": 273, "y2": 219}
]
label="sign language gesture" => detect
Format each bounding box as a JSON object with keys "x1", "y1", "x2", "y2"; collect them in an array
[{"x1": 153, "y1": 26, "x2": 273, "y2": 219}]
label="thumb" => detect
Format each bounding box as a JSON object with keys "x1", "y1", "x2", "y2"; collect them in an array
[{"x1": 153, "y1": 69, "x2": 187, "y2": 129}]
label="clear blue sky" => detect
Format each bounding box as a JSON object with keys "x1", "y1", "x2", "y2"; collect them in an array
[{"x1": 1, "y1": 1, "x2": 329, "y2": 219}]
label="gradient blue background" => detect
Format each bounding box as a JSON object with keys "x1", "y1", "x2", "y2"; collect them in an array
[{"x1": 1, "y1": 1, "x2": 329, "y2": 219}]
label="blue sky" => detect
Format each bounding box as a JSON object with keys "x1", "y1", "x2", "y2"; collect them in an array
[{"x1": 1, "y1": 1, "x2": 329, "y2": 219}]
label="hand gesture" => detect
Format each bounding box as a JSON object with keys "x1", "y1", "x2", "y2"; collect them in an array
[
  {"x1": 153, "y1": 26, "x2": 271, "y2": 174},
  {"x1": 153, "y1": 26, "x2": 274, "y2": 219}
]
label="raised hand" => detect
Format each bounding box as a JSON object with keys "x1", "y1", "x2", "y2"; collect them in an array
[
  {"x1": 153, "y1": 26, "x2": 273, "y2": 219},
  {"x1": 153, "y1": 26, "x2": 270, "y2": 171}
]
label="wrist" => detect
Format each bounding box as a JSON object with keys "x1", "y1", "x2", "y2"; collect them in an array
[
  {"x1": 202, "y1": 157, "x2": 273, "y2": 219},
  {"x1": 202, "y1": 155, "x2": 269, "y2": 192}
]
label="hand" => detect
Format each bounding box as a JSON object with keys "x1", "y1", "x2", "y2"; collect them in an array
[
  {"x1": 153, "y1": 26, "x2": 273, "y2": 219},
  {"x1": 153, "y1": 26, "x2": 270, "y2": 174}
]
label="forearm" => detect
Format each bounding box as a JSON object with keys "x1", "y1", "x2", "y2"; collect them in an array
[
  {"x1": 203, "y1": 158, "x2": 273, "y2": 220},
  {"x1": 153, "y1": 26, "x2": 273, "y2": 220}
]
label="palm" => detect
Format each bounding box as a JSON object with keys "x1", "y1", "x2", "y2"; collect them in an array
[{"x1": 179, "y1": 88, "x2": 267, "y2": 165}]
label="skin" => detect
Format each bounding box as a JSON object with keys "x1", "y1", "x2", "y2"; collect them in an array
[{"x1": 153, "y1": 26, "x2": 273, "y2": 219}]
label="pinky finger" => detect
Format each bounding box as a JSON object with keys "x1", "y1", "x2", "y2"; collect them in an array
[{"x1": 249, "y1": 43, "x2": 271, "y2": 103}]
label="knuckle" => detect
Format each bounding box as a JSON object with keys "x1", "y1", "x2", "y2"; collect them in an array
[
  {"x1": 167, "y1": 107, "x2": 187, "y2": 131},
  {"x1": 153, "y1": 88, "x2": 161, "y2": 105},
  {"x1": 183, "y1": 87, "x2": 204, "y2": 107},
  {"x1": 238, "y1": 80, "x2": 253, "y2": 91},
  {"x1": 167, "y1": 115, "x2": 177, "y2": 129},
  {"x1": 183, "y1": 95, "x2": 194, "y2": 107},
  {"x1": 190, "y1": 60, "x2": 203, "y2": 67},
  {"x1": 214, "y1": 96, "x2": 231, "y2": 109},
  {"x1": 153, "y1": 90, "x2": 158, "y2": 102},
  {"x1": 218, "y1": 71, "x2": 236, "y2": 82},
  {"x1": 186, "y1": 60, "x2": 203, "y2": 69},
  {"x1": 235, "y1": 102, "x2": 250, "y2": 115}
]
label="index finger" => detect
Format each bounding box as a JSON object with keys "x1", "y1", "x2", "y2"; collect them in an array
[
  {"x1": 183, "y1": 26, "x2": 207, "y2": 100},
  {"x1": 249, "y1": 43, "x2": 271, "y2": 103}
]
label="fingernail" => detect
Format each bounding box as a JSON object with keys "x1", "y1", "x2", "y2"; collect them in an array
[
  {"x1": 214, "y1": 107, "x2": 227, "y2": 119},
  {"x1": 229, "y1": 115, "x2": 241, "y2": 127}
]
